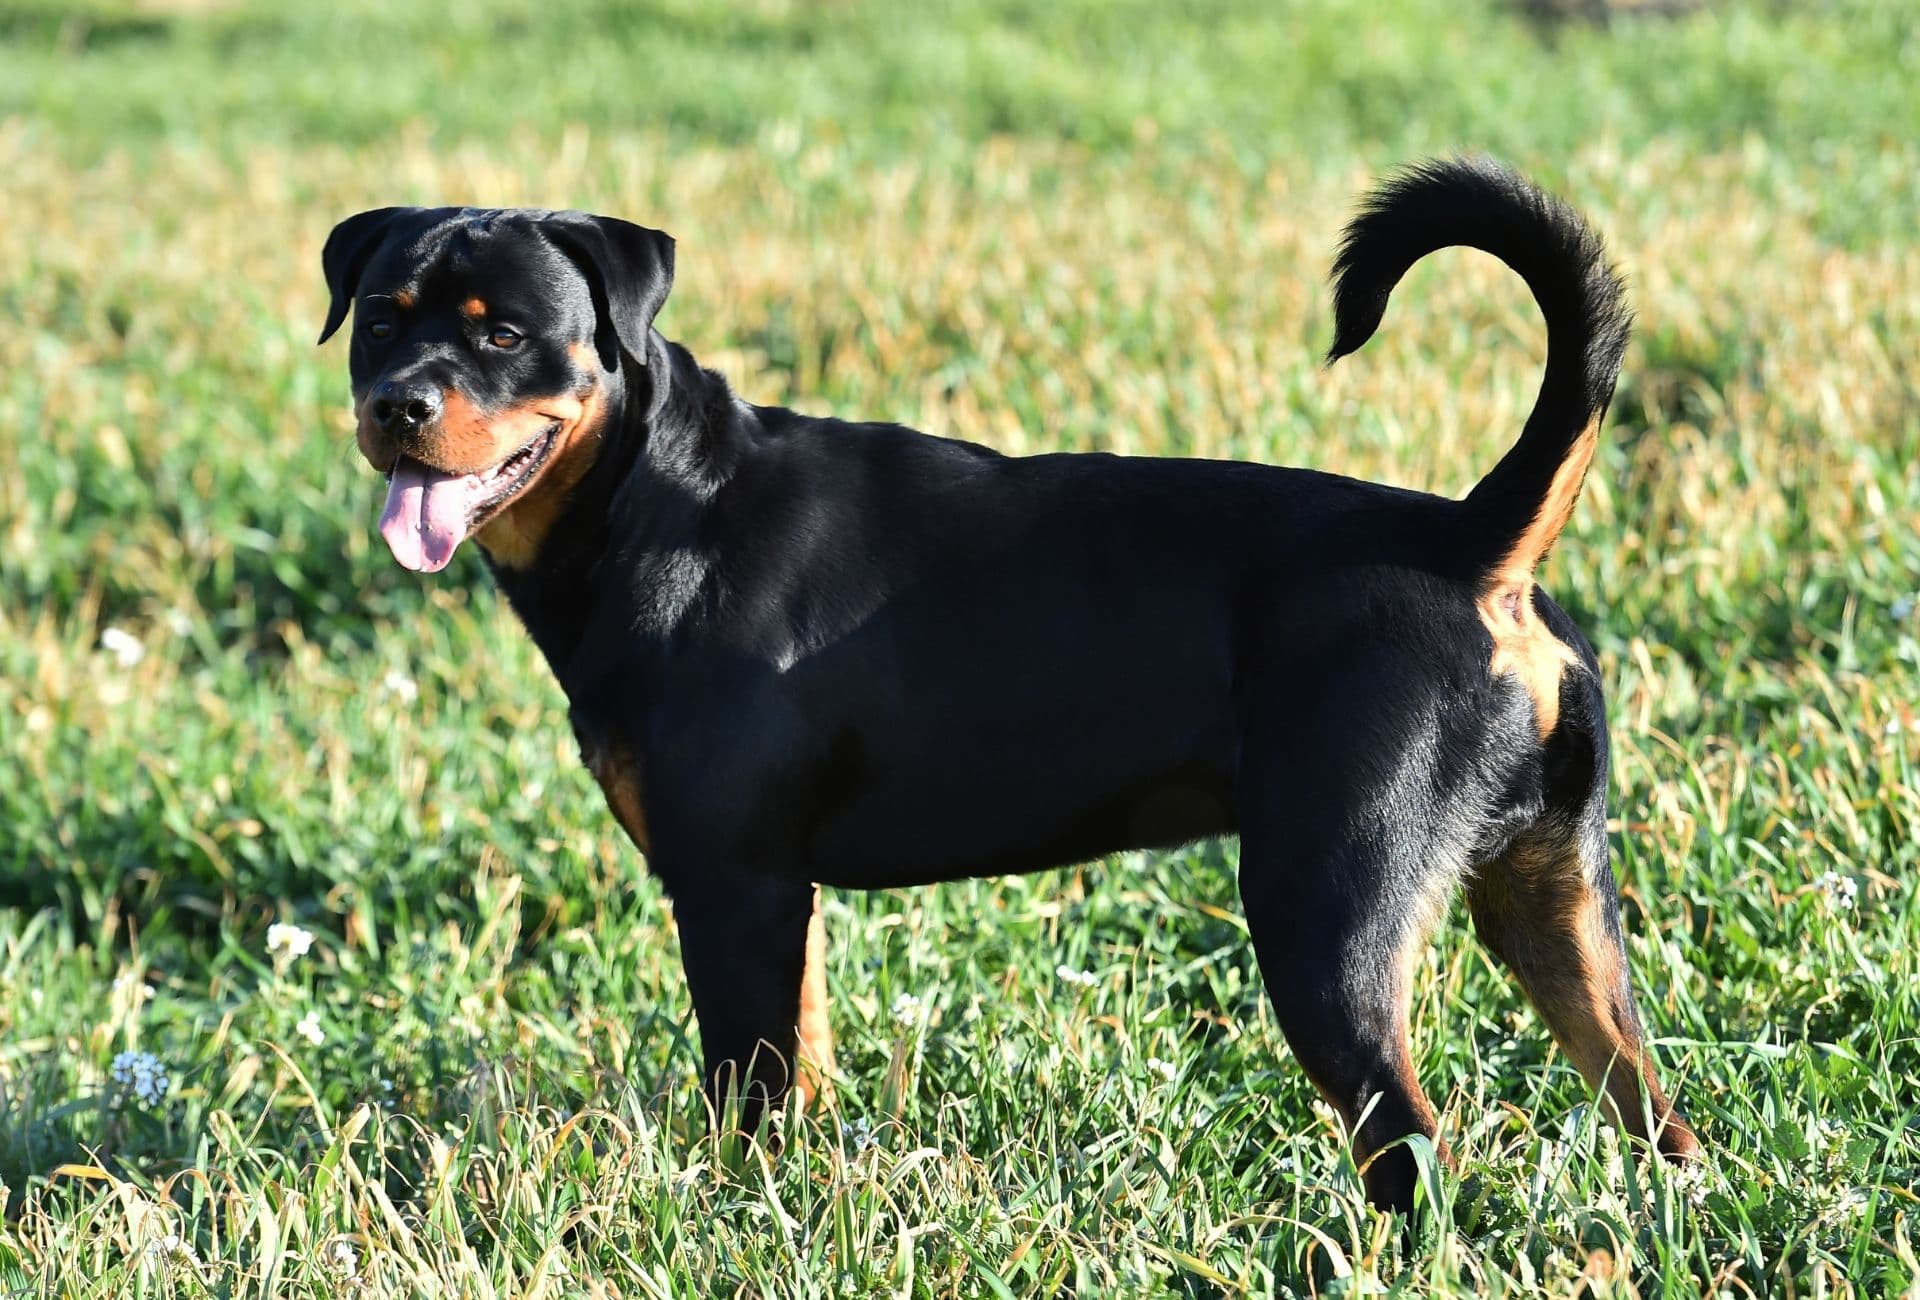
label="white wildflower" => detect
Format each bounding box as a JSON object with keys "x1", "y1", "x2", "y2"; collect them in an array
[
  {"x1": 110, "y1": 1050, "x2": 170, "y2": 1107},
  {"x1": 143, "y1": 1232, "x2": 201, "y2": 1269},
  {"x1": 890, "y1": 992, "x2": 925, "y2": 1027},
  {"x1": 266, "y1": 922, "x2": 315, "y2": 961},
  {"x1": 295, "y1": 1010, "x2": 325, "y2": 1046},
  {"x1": 100, "y1": 626, "x2": 145, "y2": 668},
  {"x1": 325, "y1": 1237, "x2": 360, "y2": 1275},
  {"x1": 841, "y1": 1116, "x2": 878, "y2": 1151},
  {"x1": 1672, "y1": 1156, "x2": 1709, "y2": 1207},
  {"x1": 111, "y1": 971, "x2": 152, "y2": 1008},
  {"x1": 1145, "y1": 1056, "x2": 1178, "y2": 1084},
  {"x1": 1055, "y1": 964, "x2": 1099, "y2": 989},
  {"x1": 1819, "y1": 871, "x2": 1858, "y2": 911},
  {"x1": 380, "y1": 669, "x2": 419, "y2": 703}
]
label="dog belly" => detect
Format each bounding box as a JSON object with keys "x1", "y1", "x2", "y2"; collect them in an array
[
  {"x1": 797, "y1": 698, "x2": 1238, "y2": 889},
  {"x1": 804, "y1": 781, "x2": 1235, "y2": 889}
]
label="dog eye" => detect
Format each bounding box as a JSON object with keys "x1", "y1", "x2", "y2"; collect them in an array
[
  {"x1": 488, "y1": 327, "x2": 523, "y2": 350},
  {"x1": 366, "y1": 320, "x2": 393, "y2": 340}
]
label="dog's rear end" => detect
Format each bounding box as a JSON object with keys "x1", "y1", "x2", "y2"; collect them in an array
[{"x1": 1233, "y1": 160, "x2": 1698, "y2": 1214}]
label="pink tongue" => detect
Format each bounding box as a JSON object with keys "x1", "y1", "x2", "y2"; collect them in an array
[{"x1": 378, "y1": 458, "x2": 484, "y2": 573}]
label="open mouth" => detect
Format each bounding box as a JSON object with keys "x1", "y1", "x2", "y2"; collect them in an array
[{"x1": 377, "y1": 422, "x2": 562, "y2": 573}]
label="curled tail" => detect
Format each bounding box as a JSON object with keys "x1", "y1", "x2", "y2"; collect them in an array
[{"x1": 1327, "y1": 157, "x2": 1631, "y2": 581}]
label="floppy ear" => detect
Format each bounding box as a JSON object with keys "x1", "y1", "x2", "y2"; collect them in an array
[
  {"x1": 542, "y1": 214, "x2": 676, "y2": 370},
  {"x1": 317, "y1": 207, "x2": 411, "y2": 345}
]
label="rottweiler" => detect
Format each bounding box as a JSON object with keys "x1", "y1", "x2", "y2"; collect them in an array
[{"x1": 318, "y1": 158, "x2": 1699, "y2": 1214}]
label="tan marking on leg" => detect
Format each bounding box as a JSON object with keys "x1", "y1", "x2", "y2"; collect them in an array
[
  {"x1": 1468, "y1": 834, "x2": 1700, "y2": 1158},
  {"x1": 1305, "y1": 872, "x2": 1454, "y2": 1199},
  {"x1": 1374, "y1": 871, "x2": 1452, "y2": 1167},
  {"x1": 582, "y1": 737, "x2": 649, "y2": 856},
  {"x1": 1554, "y1": 889, "x2": 1699, "y2": 1157},
  {"x1": 1476, "y1": 417, "x2": 1599, "y2": 741},
  {"x1": 794, "y1": 889, "x2": 835, "y2": 1111}
]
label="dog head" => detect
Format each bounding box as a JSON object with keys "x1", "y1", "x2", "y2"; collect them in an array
[{"x1": 318, "y1": 206, "x2": 673, "y2": 571}]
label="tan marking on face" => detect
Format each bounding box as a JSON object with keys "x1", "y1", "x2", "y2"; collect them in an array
[
  {"x1": 417, "y1": 389, "x2": 574, "y2": 474},
  {"x1": 461, "y1": 297, "x2": 487, "y2": 319},
  {"x1": 793, "y1": 888, "x2": 836, "y2": 1111},
  {"x1": 582, "y1": 736, "x2": 649, "y2": 856},
  {"x1": 358, "y1": 389, "x2": 558, "y2": 477},
  {"x1": 472, "y1": 383, "x2": 606, "y2": 569},
  {"x1": 392, "y1": 288, "x2": 416, "y2": 310},
  {"x1": 349, "y1": 388, "x2": 579, "y2": 503},
  {"x1": 1476, "y1": 417, "x2": 1600, "y2": 740},
  {"x1": 351, "y1": 390, "x2": 398, "y2": 472}
]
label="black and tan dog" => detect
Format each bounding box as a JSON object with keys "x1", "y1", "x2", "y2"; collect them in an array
[{"x1": 318, "y1": 158, "x2": 1699, "y2": 1214}]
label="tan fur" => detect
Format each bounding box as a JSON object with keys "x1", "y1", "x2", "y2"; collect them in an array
[
  {"x1": 472, "y1": 384, "x2": 605, "y2": 568},
  {"x1": 794, "y1": 890, "x2": 836, "y2": 1110},
  {"x1": 1476, "y1": 417, "x2": 1599, "y2": 740},
  {"x1": 1467, "y1": 832, "x2": 1699, "y2": 1157},
  {"x1": 1365, "y1": 875, "x2": 1454, "y2": 1168},
  {"x1": 425, "y1": 389, "x2": 581, "y2": 474},
  {"x1": 461, "y1": 296, "x2": 487, "y2": 319},
  {"x1": 581, "y1": 736, "x2": 650, "y2": 856},
  {"x1": 351, "y1": 390, "x2": 396, "y2": 472}
]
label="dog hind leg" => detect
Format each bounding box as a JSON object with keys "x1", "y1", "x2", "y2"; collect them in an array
[
  {"x1": 1466, "y1": 819, "x2": 1699, "y2": 1160},
  {"x1": 1238, "y1": 789, "x2": 1459, "y2": 1216}
]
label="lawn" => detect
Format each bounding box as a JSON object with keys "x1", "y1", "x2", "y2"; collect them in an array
[{"x1": 1, "y1": 0, "x2": 1916, "y2": 1294}]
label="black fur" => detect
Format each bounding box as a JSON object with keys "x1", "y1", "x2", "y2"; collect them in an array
[
  {"x1": 321, "y1": 157, "x2": 1698, "y2": 1216},
  {"x1": 1330, "y1": 157, "x2": 1633, "y2": 559}
]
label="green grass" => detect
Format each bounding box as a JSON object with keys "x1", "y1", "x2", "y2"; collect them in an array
[{"x1": 1, "y1": 0, "x2": 1918, "y2": 1294}]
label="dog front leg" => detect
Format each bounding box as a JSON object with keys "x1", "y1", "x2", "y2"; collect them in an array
[{"x1": 671, "y1": 875, "x2": 832, "y2": 1136}]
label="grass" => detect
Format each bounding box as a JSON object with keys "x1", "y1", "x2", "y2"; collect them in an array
[{"x1": 1, "y1": 0, "x2": 1917, "y2": 1294}]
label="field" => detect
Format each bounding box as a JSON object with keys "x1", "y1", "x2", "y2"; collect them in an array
[{"x1": 1, "y1": 0, "x2": 1917, "y2": 1294}]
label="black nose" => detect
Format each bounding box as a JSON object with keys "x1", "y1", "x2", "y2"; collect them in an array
[{"x1": 369, "y1": 380, "x2": 442, "y2": 437}]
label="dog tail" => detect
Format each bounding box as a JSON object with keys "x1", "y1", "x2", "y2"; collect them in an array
[{"x1": 1326, "y1": 157, "x2": 1631, "y2": 579}]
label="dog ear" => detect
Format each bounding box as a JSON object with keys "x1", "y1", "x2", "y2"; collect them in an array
[
  {"x1": 542, "y1": 213, "x2": 676, "y2": 370},
  {"x1": 318, "y1": 207, "x2": 412, "y2": 345}
]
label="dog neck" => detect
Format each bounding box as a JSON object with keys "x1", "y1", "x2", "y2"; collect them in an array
[{"x1": 486, "y1": 331, "x2": 755, "y2": 673}]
